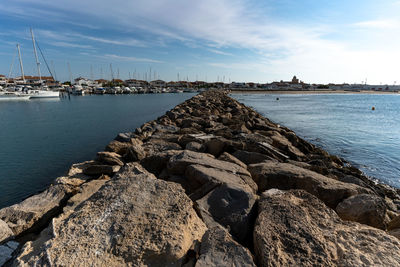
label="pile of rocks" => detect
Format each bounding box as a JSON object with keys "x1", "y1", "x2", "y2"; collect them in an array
[{"x1": 2, "y1": 90, "x2": 400, "y2": 266}]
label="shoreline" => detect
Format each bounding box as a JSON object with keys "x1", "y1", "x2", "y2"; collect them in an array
[
  {"x1": 1, "y1": 90, "x2": 400, "y2": 265},
  {"x1": 230, "y1": 89, "x2": 400, "y2": 94}
]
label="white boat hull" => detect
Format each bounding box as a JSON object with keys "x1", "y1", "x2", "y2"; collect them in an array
[
  {"x1": 0, "y1": 95, "x2": 30, "y2": 101},
  {"x1": 30, "y1": 90, "x2": 59, "y2": 98}
]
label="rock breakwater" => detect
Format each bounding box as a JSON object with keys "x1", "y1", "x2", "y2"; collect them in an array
[{"x1": 1, "y1": 90, "x2": 400, "y2": 266}]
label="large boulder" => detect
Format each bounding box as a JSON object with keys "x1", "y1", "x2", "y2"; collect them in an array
[
  {"x1": 0, "y1": 184, "x2": 71, "y2": 236},
  {"x1": 0, "y1": 219, "x2": 13, "y2": 243},
  {"x1": 195, "y1": 226, "x2": 256, "y2": 267},
  {"x1": 196, "y1": 183, "x2": 257, "y2": 244},
  {"x1": 15, "y1": 163, "x2": 207, "y2": 266},
  {"x1": 185, "y1": 164, "x2": 257, "y2": 195},
  {"x1": 233, "y1": 150, "x2": 275, "y2": 165},
  {"x1": 254, "y1": 189, "x2": 400, "y2": 267},
  {"x1": 336, "y1": 194, "x2": 388, "y2": 229},
  {"x1": 96, "y1": 151, "x2": 124, "y2": 166},
  {"x1": 249, "y1": 161, "x2": 371, "y2": 208},
  {"x1": 168, "y1": 150, "x2": 250, "y2": 177},
  {"x1": 218, "y1": 152, "x2": 247, "y2": 169}
]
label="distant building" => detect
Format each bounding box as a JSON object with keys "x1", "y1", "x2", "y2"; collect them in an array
[
  {"x1": 74, "y1": 77, "x2": 97, "y2": 87},
  {"x1": 14, "y1": 75, "x2": 55, "y2": 85},
  {"x1": 150, "y1": 79, "x2": 166, "y2": 87}
]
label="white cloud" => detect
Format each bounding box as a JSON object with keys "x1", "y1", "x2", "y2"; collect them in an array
[
  {"x1": 100, "y1": 54, "x2": 163, "y2": 63},
  {"x1": 3, "y1": 0, "x2": 400, "y2": 83}
]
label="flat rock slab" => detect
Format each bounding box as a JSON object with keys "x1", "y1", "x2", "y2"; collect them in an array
[
  {"x1": 0, "y1": 184, "x2": 70, "y2": 236},
  {"x1": 249, "y1": 161, "x2": 371, "y2": 208},
  {"x1": 185, "y1": 164, "x2": 257, "y2": 194},
  {"x1": 168, "y1": 150, "x2": 250, "y2": 177},
  {"x1": 195, "y1": 226, "x2": 256, "y2": 267},
  {"x1": 254, "y1": 189, "x2": 400, "y2": 267},
  {"x1": 15, "y1": 163, "x2": 207, "y2": 266}
]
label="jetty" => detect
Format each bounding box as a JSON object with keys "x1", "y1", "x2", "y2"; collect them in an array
[{"x1": 1, "y1": 90, "x2": 400, "y2": 266}]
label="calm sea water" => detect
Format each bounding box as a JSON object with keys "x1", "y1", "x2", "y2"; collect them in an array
[
  {"x1": 233, "y1": 93, "x2": 400, "y2": 188},
  {"x1": 0, "y1": 93, "x2": 194, "y2": 208}
]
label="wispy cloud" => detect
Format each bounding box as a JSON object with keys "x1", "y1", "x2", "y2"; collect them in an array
[
  {"x1": 353, "y1": 19, "x2": 400, "y2": 29},
  {"x1": 207, "y1": 49, "x2": 233, "y2": 56},
  {"x1": 100, "y1": 54, "x2": 163, "y2": 63},
  {"x1": 49, "y1": 41, "x2": 93, "y2": 49}
]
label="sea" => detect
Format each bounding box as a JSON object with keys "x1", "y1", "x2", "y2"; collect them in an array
[
  {"x1": 0, "y1": 93, "x2": 194, "y2": 209},
  {"x1": 233, "y1": 93, "x2": 400, "y2": 189},
  {"x1": 1, "y1": 93, "x2": 399, "y2": 209}
]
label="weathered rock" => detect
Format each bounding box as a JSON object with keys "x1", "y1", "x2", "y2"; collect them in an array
[
  {"x1": 96, "y1": 151, "x2": 124, "y2": 166},
  {"x1": 66, "y1": 160, "x2": 95, "y2": 179},
  {"x1": 336, "y1": 194, "x2": 388, "y2": 229},
  {"x1": 249, "y1": 161, "x2": 371, "y2": 208},
  {"x1": 54, "y1": 176, "x2": 86, "y2": 188},
  {"x1": 123, "y1": 144, "x2": 146, "y2": 162},
  {"x1": 0, "y1": 184, "x2": 70, "y2": 236},
  {"x1": 143, "y1": 138, "x2": 182, "y2": 153},
  {"x1": 0, "y1": 241, "x2": 19, "y2": 266},
  {"x1": 105, "y1": 140, "x2": 132, "y2": 155},
  {"x1": 204, "y1": 138, "x2": 226, "y2": 156},
  {"x1": 82, "y1": 164, "x2": 121, "y2": 176},
  {"x1": 15, "y1": 163, "x2": 207, "y2": 266},
  {"x1": 114, "y1": 132, "x2": 135, "y2": 142},
  {"x1": 254, "y1": 189, "x2": 400, "y2": 267},
  {"x1": 389, "y1": 228, "x2": 400, "y2": 240},
  {"x1": 185, "y1": 164, "x2": 257, "y2": 195},
  {"x1": 185, "y1": 141, "x2": 204, "y2": 152},
  {"x1": 195, "y1": 226, "x2": 256, "y2": 267},
  {"x1": 233, "y1": 150, "x2": 275, "y2": 165},
  {"x1": 168, "y1": 150, "x2": 250, "y2": 177},
  {"x1": 388, "y1": 214, "x2": 400, "y2": 230},
  {"x1": 218, "y1": 152, "x2": 247, "y2": 169},
  {"x1": 0, "y1": 219, "x2": 13, "y2": 243},
  {"x1": 196, "y1": 183, "x2": 257, "y2": 244},
  {"x1": 140, "y1": 150, "x2": 182, "y2": 176}
]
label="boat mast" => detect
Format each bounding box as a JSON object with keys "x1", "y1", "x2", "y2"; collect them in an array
[
  {"x1": 16, "y1": 44, "x2": 25, "y2": 83},
  {"x1": 30, "y1": 28, "x2": 42, "y2": 85}
]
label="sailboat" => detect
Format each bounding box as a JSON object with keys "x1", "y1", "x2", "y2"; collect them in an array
[
  {"x1": 28, "y1": 28, "x2": 59, "y2": 99},
  {"x1": 0, "y1": 44, "x2": 31, "y2": 101}
]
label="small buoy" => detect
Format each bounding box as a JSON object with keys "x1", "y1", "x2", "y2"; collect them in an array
[
  {"x1": 372, "y1": 106, "x2": 375, "y2": 111},
  {"x1": 276, "y1": 97, "x2": 279, "y2": 101}
]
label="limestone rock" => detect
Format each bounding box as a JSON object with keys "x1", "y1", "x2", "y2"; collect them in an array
[
  {"x1": 336, "y1": 194, "x2": 388, "y2": 229},
  {"x1": 185, "y1": 164, "x2": 257, "y2": 195},
  {"x1": 123, "y1": 144, "x2": 146, "y2": 162},
  {"x1": 105, "y1": 140, "x2": 132, "y2": 155},
  {"x1": 249, "y1": 161, "x2": 371, "y2": 208},
  {"x1": 195, "y1": 226, "x2": 256, "y2": 267},
  {"x1": 168, "y1": 150, "x2": 250, "y2": 177},
  {"x1": 82, "y1": 164, "x2": 121, "y2": 176},
  {"x1": 185, "y1": 141, "x2": 204, "y2": 152},
  {"x1": 96, "y1": 151, "x2": 124, "y2": 166},
  {"x1": 233, "y1": 150, "x2": 275, "y2": 165},
  {"x1": 140, "y1": 150, "x2": 182, "y2": 176},
  {"x1": 218, "y1": 152, "x2": 247, "y2": 169},
  {"x1": 16, "y1": 163, "x2": 207, "y2": 266},
  {"x1": 0, "y1": 184, "x2": 70, "y2": 236},
  {"x1": 388, "y1": 214, "x2": 400, "y2": 230},
  {"x1": 143, "y1": 138, "x2": 182, "y2": 153},
  {"x1": 0, "y1": 219, "x2": 13, "y2": 243},
  {"x1": 196, "y1": 183, "x2": 257, "y2": 244},
  {"x1": 254, "y1": 189, "x2": 400, "y2": 267}
]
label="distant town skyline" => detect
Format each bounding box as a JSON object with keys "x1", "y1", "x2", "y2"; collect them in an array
[{"x1": 1, "y1": 0, "x2": 400, "y2": 84}]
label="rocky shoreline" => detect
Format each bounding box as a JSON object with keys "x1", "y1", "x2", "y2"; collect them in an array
[{"x1": 1, "y1": 90, "x2": 400, "y2": 266}]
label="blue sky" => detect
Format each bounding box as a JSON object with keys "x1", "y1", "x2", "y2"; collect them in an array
[{"x1": 0, "y1": 0, "x2": 399, "y2": 84}]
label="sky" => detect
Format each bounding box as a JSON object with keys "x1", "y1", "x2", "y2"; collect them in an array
[{"x1": 0, "y1": 0, "x2": 400, "y2": 84}]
